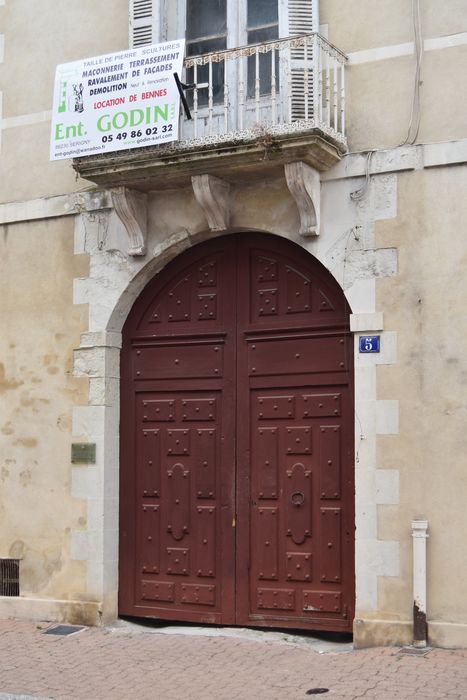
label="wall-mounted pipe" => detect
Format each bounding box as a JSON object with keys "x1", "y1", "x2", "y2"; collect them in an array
[{"x1": 412, "y1": 519, "x2": 429, "y2": 647}]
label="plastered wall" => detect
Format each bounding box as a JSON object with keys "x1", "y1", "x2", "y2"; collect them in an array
[
  {"x1": 374, "y1": 165, "x2": 467, "y2": 645},
  {"x1": 0, "y1": 0, "x2": 128, "y2": 202},
  {"x1": 0, "y1": 217, "x2": 91, "y2": 619}
]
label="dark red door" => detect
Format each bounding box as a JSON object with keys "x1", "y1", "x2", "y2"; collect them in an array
[{"x1": 120, "y1": 233, "x2": 354, "y2": 631}]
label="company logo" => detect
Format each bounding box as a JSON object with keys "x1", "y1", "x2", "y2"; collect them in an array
[{"x1": 73, "y1": 83, "x2": 84, "y2": 113}]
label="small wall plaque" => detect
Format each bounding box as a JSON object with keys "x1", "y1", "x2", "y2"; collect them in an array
[
  {"x1": 359, "y1": 335, "x2": 380, "y2": 353},
  {"x1": 71, "y1": 443, "x2": 96, "y2": 464}
]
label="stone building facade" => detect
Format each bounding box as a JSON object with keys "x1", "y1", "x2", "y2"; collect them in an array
[{"x1": 1, "y1": 0, "x2": 467, "y2": 648}]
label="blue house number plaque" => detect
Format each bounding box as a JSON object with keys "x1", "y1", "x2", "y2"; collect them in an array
[{"x1": 359, "y1": 335, "x2": 380, "y2": 353}]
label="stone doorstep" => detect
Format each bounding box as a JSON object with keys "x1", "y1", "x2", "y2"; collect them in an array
[{"x1": 107, "y1": 619, "x2": 354, "y2": 654}]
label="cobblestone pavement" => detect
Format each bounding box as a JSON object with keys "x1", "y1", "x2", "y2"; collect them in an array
[{"x1": 0, "y1": 618, "x2": 467, "y2": 700}]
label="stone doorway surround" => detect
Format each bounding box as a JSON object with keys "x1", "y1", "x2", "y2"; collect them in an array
[{"x1": 69, "y1": 155, "x2": 400, "y2": 635}]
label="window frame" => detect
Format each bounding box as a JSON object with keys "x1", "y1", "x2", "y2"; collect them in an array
[
  {"x1": 131, "y1": 1, "x2": 320, "y2": 49},
  {"x1": 178, "y1": 0, "x2": 294, "y2": 52}
]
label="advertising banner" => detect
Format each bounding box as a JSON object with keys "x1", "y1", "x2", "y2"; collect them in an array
[{"x1": 50, "y1": 39, "x2": 185, "y2": 160}]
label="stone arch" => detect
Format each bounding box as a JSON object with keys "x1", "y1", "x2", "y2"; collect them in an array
[
  {"x1": 105, "y1": 226, "x2": 346, "y2": 335},
  {"x1": 73, "y1": 220, "x2": 393, "y2": 628}
]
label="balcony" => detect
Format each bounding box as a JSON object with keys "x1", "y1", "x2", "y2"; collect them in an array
[{"x1": 74, "y1": 34, "x2": 348, "y2": 191}]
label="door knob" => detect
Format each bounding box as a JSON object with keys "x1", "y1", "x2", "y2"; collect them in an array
[{"x1": 291, "y1": 491, "x2": 305, "y2": 506}]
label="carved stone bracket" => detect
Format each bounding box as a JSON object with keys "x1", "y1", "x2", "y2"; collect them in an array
[
  {"x1": 111, "y1": 186, "x2": 147, "y2": 256},
  {"x1": 191, "y1": 174, "x2": 230, "y2": 231},
  {"x1": 284, "y1": 161, "x2": 321, "y2": 237}
]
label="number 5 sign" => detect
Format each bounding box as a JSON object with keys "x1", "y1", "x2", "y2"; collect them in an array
[{"x1": 359, "y1": 335, "x2": 380, "y2": 353}]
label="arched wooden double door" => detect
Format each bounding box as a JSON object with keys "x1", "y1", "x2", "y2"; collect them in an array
[{"x1": 120, "y1": 233, "x2": 354, "y2": 632}]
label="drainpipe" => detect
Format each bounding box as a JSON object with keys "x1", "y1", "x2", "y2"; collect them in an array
[{"x1": 411, "y1": 519, "x2": 429, "y2": 647}]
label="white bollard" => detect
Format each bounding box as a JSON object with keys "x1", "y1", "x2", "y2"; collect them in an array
[{"x1": 411, "y1": 519, "x2": 429, "y2": 647}]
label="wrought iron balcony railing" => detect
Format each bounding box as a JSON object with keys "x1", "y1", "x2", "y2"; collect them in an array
[
  {"x1": 180, "y1": 33, "x2": 347, "y2": 151},
  {"x1": 73, "y1": 34, "x2": 348, "y2": 188}
]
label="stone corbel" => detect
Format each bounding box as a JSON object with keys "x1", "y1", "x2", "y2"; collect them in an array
[
  {"x1": 284, "y1": 161, "x2": 321, "y2": 237},
  {"x1": 191, "y1": 174, "x2": 230, "y2": 231},
  {"x1": 111, "y1": 186, "x2": 147, "y2": 256}
]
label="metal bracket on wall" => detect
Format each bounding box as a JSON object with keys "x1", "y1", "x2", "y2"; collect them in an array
[{"x1": 111, "y1": 186, "x2": 148, "y2": 256}]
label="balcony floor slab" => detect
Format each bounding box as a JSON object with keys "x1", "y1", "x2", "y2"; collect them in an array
[{"x1": 74, "y1": 126, "x2": 346, "y2": 191}]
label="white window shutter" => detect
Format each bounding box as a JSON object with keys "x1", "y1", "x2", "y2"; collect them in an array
[
  {"x1": 287, "y1": 0, "x2": 318, "y2": 36},
  {"x1": 286, "y1": 0, "x2": 319, "y2": 121},
  {"x1": 129, "y1": 0, "x2": 157, "y2": 48}
]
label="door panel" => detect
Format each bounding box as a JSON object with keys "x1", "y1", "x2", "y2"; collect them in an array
[
  {"x1": 120, "y1": 244, "x2": 236, "y2": 624},
  {"x1": 237, "y1": 383, "x2": 352, "y2": 630},
  {"x1": 120, "y1": 233, "x2": 354, "y2": 631},
  {"x1": 236, "y1": 235, "x2": 353, "y2": 631}
]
